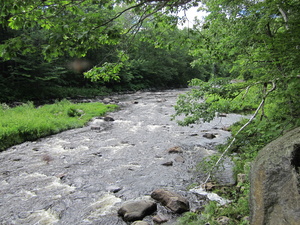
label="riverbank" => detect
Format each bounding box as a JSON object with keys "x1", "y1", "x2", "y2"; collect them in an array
[{"x1": 0, "y1": 100, "x2": 117, "y2": 151}]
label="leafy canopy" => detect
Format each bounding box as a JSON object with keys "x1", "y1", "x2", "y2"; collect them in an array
[
  {"x1": 173, "y1": 0, "x2": 300, "y2": 126},
  {"x1": 0, "y1": 0, "x2": 197, "y2": 81}
]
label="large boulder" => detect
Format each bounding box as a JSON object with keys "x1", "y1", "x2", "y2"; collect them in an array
[
  {"x1": 250, "y1": 127, "x2": 300, "y2": 225},
  {"x1": 151, "y1": 189, "x2": 190, "y2": 213},
  {"x1": 117, "y1": 200, "x2": 157, "y2": 222}
]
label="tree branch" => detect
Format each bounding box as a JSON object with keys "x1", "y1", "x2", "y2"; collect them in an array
[
  {"x1": 278, "y1": 6, "x2": 289, "y2": 29},
  {"x1": 203, "y1": 81, "x2": 277, "y2": 184}
]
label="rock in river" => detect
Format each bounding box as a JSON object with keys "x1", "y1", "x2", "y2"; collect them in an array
[
  {"x1": 118, "y1": 200, "x2": 157, "y2": 222},
  {"x1": 151, "y1": 189, "x2": 190, "y2": 213}
]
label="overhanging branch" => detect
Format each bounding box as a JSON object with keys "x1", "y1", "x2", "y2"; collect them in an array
[{"x1": 203, "y1": 81, "x2": 277, "y2": 184}]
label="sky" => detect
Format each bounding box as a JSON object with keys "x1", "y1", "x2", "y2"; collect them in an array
[{"x1": 178, "y1": 6, "x2": 208, "y2": 28}]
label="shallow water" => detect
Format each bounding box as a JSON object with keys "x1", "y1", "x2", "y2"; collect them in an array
[{"x1": 0, "y1": 89, "x2": 246, "y2": 224}]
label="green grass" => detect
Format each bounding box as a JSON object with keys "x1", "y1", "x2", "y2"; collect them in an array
[{"x1": 0, "y1": 100, "x2": 117, "y2": 151}]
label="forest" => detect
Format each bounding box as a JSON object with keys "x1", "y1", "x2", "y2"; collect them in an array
[
  {"x1": 1, "y1": 0, "x2": 300, "y2": 224},
  {"x1": 0, "y1": 1, "x2": 208, "y2": 103}
]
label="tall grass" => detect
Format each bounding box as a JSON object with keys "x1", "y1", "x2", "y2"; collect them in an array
[{"x1": 0, "y1": 100, "x2": 117, "y2": 151}]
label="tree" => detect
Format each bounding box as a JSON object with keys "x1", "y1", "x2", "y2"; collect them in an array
[
  {"x1": 172, "y1": 0, "x2": 300, "y2": 185},
  {"x1": 173, "y1": 0, "x2": 300, "y2": 123},
  {"x1": 1, "y1": 0, "x2": 299, "y2": 119},
  {"x1": 1, "y1": 0, "x2": 193, "y2": 83}
]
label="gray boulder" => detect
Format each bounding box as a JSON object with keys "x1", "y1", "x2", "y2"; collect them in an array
[
  {"x1": 117, "y1": 200, "x2": 157, "y2": 222},
  {"x1": 250, "y1": 127, "x2": 300, "y2": 225},
  {"x1": 151, "y1": 189, "x2": 190, "y2": 213}
]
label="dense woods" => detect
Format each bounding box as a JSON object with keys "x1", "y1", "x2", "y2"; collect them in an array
[
  {"x1": 0, "y1": 1, "x2": 208, "y2": 103},
  {"x1": 1, "y1": 0, "x2": 300, "y2": 224}
]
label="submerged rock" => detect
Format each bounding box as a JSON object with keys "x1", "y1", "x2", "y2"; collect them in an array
[
  {"x1": 106, "y1": 185, "x2": 122, "y2": 193},
  {"x1": 203, "y1": 133, "x2": 216, "y2": 139},
  {"x1": 161, "y1": 161, "x2": 173, "y2": 166},
  {"x1": 250, "y1": 127, "x2": 300, "y2": 225},
  {"x1": 104, "y1": 116, "x2": 115, "y2": 121},
  {"x1": 174, "y1": 155, "x2": 185, "y2": 163},
  {"x1": 167, "y1": 146, "x2": 183, "y2": 154},
  {"x1": 151, "y1": 189, "x2": 190, "y2": 213}
]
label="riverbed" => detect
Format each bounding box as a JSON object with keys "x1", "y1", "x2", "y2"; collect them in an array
[{"x1": 0, "y1": 89, "x2": 246, "y2": 224}]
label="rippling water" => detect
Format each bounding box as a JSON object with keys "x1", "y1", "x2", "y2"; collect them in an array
[{"x1": 0, "y1": 89, "x2": 246, "y2": 224}]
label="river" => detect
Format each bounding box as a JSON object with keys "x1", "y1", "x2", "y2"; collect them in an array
[{"x1": 0, "y1": 89, "x2": 246, "y2": 224}]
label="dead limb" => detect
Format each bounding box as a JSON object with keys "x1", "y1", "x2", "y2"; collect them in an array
[{"x1": 203, "y1": 81, "x2": 276, "y2": 184}]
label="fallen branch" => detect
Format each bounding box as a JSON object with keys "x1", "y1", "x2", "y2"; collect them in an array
[{"x1": 203, "y1": 81, "x2": 277, "y2": 184}]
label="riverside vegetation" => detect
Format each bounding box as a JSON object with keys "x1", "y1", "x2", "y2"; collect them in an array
[
  {"x1": 174, "y1": 78, "x2": 299, "y2": 224},
  {"x1": 0, "y1": 100, "x2": 117, "y2": 151}
]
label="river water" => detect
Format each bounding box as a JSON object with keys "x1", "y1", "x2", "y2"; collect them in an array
[{"x1": 0, "y1": 89, "x2": 246, "y2": 225}]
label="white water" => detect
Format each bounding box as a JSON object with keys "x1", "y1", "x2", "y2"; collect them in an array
[{"x1": 0, "y1": 89, "x2": 245, "y2": 224}]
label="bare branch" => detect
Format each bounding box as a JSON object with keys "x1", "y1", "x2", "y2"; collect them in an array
[
  {"x1": 203, "y1": 81, "x2": 277, "y2": 184},
  {"x1": 278, "y1": 6, "x2": 289, "y2": 29}
]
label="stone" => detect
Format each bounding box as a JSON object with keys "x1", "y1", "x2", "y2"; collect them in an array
[
  {"x1": 106, "y1": 185, "x2": 122, "y2": 193},
  {"x1": 92, "y1": 152, "x2": 102, "y2": 157},
  {"x1": 216, "y1": 216, "x2": 230, "y2": 225},
  {"x1": 174, "y1": 155, "x2": 185, "y2": 163},
  {"x1": 167, "y1": 146, "x2": 183, "y2": 153},
  {"x1": 203, "y1": 133, "x2": 216, "y2": 139},
  {"x1": 156, "y1": 98, "x2": 166, "y2": 103},
  {"x1": 91, "y1": 126, "x2": 101, "y2": 130},
  {"x1": 242, "y1": 216, "x2": 250, "y2": 222},
  {"x1": 153, "y1": 214, "x2": 168, "y2": 223},
  {"x1": 151, "y1": 189, "x2": 190, "y2": 213},
  {"x1": 237, "y1": 173, "x2": 247, "y2": 186},
  {"x1": 41, "y1": 154, "x2": 53, "y2": 164},
  {"x1": 132, "y1": 221, "x2": 149, "y2": 225},
  {"x1": 104, "y1": 116, "x2": 114, "y2": 121},
  {"x1": 201, "y1": 182, "x2": 216, "y2": 191},
  {"x1": 250, "y1": 127, "x2": 300, "y2": 225},
  {"x1": 102, "y1": 98, "x2": 111, "y2": 104},
  {"x1": 161, "y1": 161, "x2": 173, "y2": 166},
  {"x1": 118, "y1": 200, "x2": 157, "y2": 222},
  {"x1": 221, "y1": 127, "x2": 230, "y2": 131}
]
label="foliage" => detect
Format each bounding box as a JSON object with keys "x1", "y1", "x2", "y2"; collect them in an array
[
  {"x1": 0, "y1": 25, "x2": 113, "y2": 103},
  {"x1": 196, "y1": 154, "x2": 223, "y2": 182},
  {"x1": 0, "y1": 100, "x2": 117, "y2": 151},
  {"x1": 179, "y1": 82, "x2": 297, "y2": 225},
  {"x1": 0, "y1": 1, "x2": 205, "y2": 103},
  {"x1": 174, "y1": 77, "x2": 299, "y2": 224},
  {"x1": 178, "y1": 189, "x2": 250, "y2": 225},
  {"x1": 111, "y1": 27, "x2": 204, "y2": 91},
  {"x1": 172, "y1": 78, "x2": 257, "y2": 125},
  {"x1": 178, "y1": 174, "x2": 250, "y2": 225}
]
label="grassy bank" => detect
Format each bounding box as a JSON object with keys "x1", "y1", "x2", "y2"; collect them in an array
[{"x1": 0, "y1": 100, "x2": 117, "y2": 151}]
